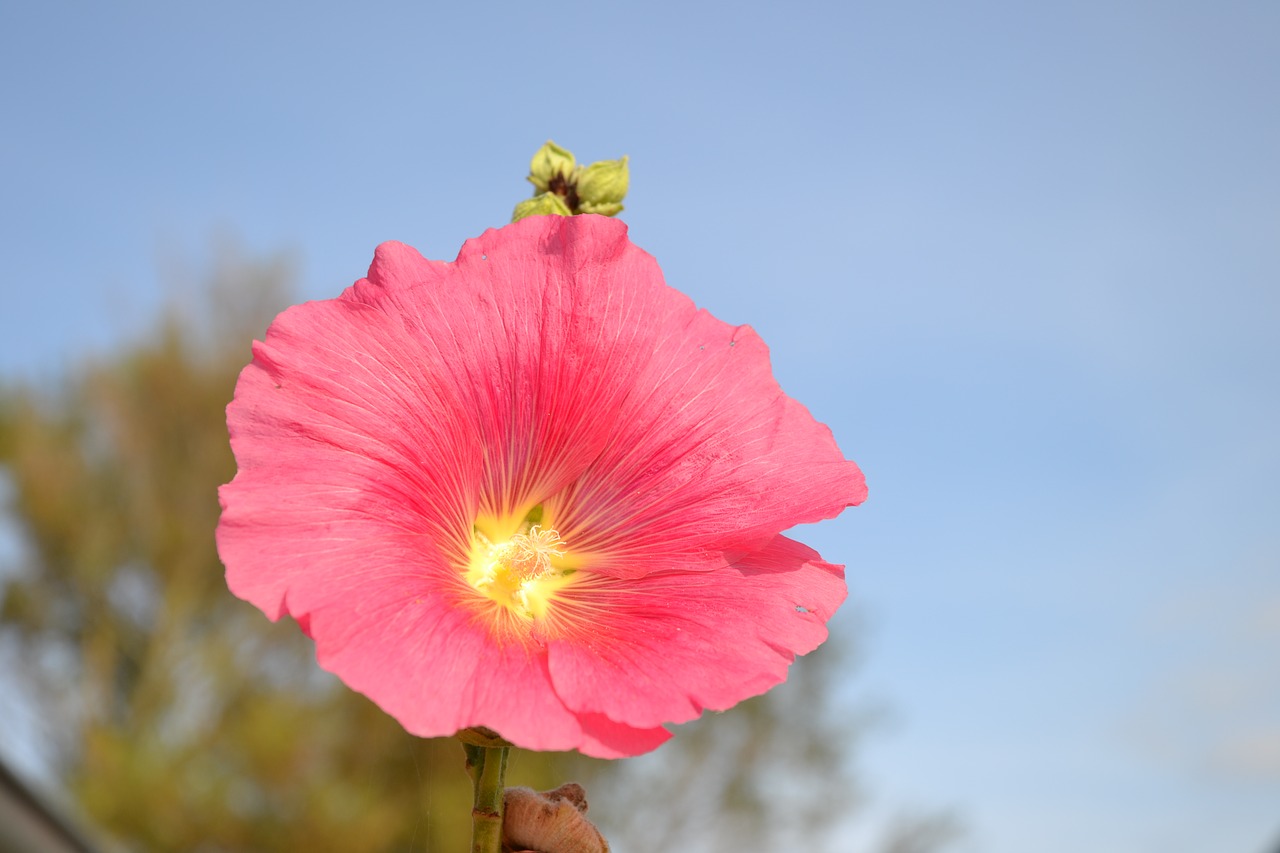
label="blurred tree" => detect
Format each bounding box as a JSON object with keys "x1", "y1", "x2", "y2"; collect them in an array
[{"x1": 0, "y1": 245, "x2": 958, "y2": 852}]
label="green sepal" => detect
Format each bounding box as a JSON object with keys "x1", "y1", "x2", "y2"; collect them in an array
[{"x1": 512, "y1": 192, "x2": 572, "y2": 222}]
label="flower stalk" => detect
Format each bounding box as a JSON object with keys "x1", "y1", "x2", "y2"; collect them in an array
[{"x1": 464, "y1": 742, "x2": 510, "y2": 853}]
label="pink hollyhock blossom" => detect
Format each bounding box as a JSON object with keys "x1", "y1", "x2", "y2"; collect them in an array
[{"x1": 217, "y1": 215, "x2": 866, "y2": 759}]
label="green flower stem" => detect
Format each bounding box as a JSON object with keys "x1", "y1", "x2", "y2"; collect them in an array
[{"x1": 464, "y1": 742, "x2": 510, "y2": 853}]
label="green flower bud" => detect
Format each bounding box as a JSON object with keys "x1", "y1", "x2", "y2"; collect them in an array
[
  {"x1": 512, "y1": 192, "x2": 572, "y2": 222},
  {"x1": 578, "y1": 199, "x2": 624, "y2": 216},
  {"x1": 527, "y1": 141, "x2": 577, "y2": 194},
  {"x1": 576, "y1": 155, "x2": 629, "y2": 216}
]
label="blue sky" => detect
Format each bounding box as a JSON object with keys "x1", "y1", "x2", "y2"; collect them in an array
[{"x1": 2, "y1": 1, "x2": 1278, "y2": 851}]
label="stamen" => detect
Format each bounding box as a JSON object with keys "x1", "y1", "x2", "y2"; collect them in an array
[{"x1": 467, "y1": 525, "x2": 571, "y2": 620}]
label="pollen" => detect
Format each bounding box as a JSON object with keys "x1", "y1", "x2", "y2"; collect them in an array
[{"x1": 466, "y1": 525, "x2": 574, "y2": 620}]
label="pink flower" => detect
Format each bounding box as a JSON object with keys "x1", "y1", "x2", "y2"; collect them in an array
[{"x1": 217, "y1": 215, "x2": 866, "y2": 758}]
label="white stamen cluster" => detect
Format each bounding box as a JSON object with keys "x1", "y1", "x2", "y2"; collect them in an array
[{"x1": 473, "y1": 525, "x2": 566, "y2": 618}]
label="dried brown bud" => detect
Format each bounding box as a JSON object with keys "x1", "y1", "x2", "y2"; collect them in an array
[{"x1": 502, "y1": 783, "x2": 609, "y2": 853}]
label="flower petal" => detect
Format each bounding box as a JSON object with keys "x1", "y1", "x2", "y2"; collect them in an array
[
  {"x1": 228, "y1": 518, "x2": 667, "y2": 757},
  {"x1": 545, "y1": 535, "x2": 847, "y2": 729},
  {"x1": 546, "y1": 307, "x2": 866, "y2": 577},
  {"x1": 302, "y1": 562, "x2": 584, "y2": 751},
  {"x1": 300, "y1": 553, "x2": 674, "y2": 758},
  {"x1": 344, "y1": 218, "x2": 689, "y2": 529},
  {"x1": 218, "y1": 297, "x2": 483, "y2": 619}
]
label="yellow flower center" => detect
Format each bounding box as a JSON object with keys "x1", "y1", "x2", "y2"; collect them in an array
[{"x1": 465, "y1": 524, "x2": 575, "y2": 620}]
